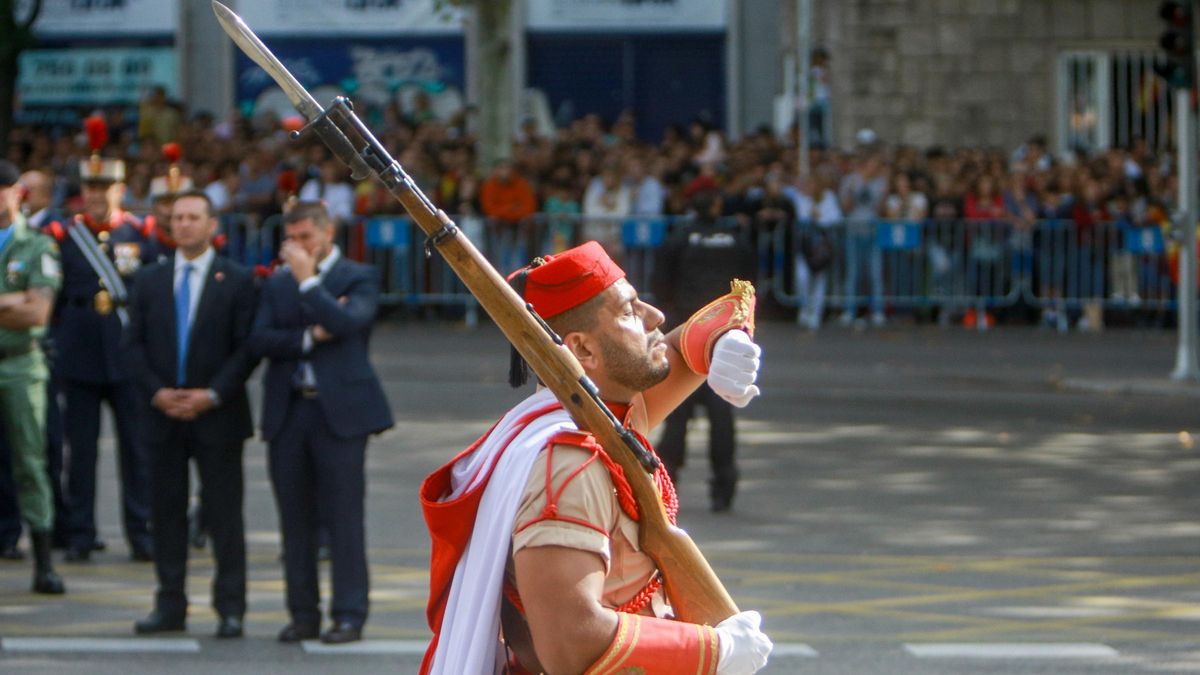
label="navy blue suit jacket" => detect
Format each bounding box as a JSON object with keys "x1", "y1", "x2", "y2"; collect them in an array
[
  {"x1": 248, "y1": 257, "x2": 393, "y2": 442},
  {"x1": 124, "y1": 255, "x2": 259, "y2": 444}
]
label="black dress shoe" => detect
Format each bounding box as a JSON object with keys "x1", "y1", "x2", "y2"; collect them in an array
[
  {"x1": 320, "y1": 621, "x2": 362, "y2": 644},
  {"x1": 0, "y1": 543, "x2": 24, "y2": 561},
  {"x1": 215, "y1": 615, "x2": 243, "y2": 638},
  {"x1": 278, "y1": 622, "x2": 320, "y2": 643},
  {"x1": 711, "y1": 497, "x2": 733, "y2": 513},
  {"x1": 134, "y1": 610, "x2": 186, "y2": 634},
  {"x1": 63, "y1": 547, "x2": 91, "y2": 562},
  {"x1": 129, "y1": 543, "x2": 154, "y2": 562}
]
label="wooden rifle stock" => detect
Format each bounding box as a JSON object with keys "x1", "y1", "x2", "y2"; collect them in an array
[{"x1": 209, "y1": 0, "x2": 737, "y2": 627}]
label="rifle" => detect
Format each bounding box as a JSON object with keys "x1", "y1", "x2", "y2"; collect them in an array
[{"x1": 211, "y1": 1, "x2": 738, "y2": 626}]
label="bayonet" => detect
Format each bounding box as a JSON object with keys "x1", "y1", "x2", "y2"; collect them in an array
[{"x1": 212, "y1": 1, "x2": 371, "y2": 180}]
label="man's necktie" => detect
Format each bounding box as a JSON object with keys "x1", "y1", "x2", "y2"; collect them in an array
[{"x1": 176, "y1": 263, "x2": 193, "y2": 386}]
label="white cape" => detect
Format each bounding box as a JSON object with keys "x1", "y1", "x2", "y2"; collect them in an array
[{"x1": 429, "y1": 388, "x2": 575, "y2": 675}]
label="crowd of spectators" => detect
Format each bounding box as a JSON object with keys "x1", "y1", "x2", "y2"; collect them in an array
[
  {"x1": 6, "y1": 100, "x2": 1176, "y2": 228},
  {"x1": 4, "y1": 98, "x2": 1182, "y2": 329}
]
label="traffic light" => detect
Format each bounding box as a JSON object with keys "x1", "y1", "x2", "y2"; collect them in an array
[{"x1": 1156, "y1": 1, "x2": 1196, "y2": 89}]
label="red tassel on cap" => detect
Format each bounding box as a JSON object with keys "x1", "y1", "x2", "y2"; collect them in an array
[
  {"x1": 276, "y1": 170, "x2": 298, "y2": 194},
  {"x1": 161, "y1": 142, "x2": 183, "y2": 164},
  {"x1": 84, "y1": 115, "x2": 108, "y2": 152}
]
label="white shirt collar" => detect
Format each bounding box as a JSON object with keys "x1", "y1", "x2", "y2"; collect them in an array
[
  {"x1": 175, "y1": 246, "x2": 216, "y2": 280},
  {"x1": 317, "y1": 245, "x2": 341, "y2": 278}
]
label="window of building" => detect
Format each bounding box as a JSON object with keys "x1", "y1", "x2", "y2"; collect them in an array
[{"x1": 1057, "y1": 50, "x2": 1175, "y2": 156}]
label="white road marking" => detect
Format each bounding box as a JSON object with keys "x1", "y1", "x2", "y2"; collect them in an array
[
  {"x1": 1, "y1": 638, "x2": 201, "y2": 653},
  {"x1": 773, "y1": 643, "x2": 819, "y2": 656},
  {"x1": 905, "y1": 643, "x2": 1119, "y2": 659}
]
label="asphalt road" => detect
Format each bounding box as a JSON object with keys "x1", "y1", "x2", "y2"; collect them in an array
[{"x1": 1, "y1": 321, "x2": 1198, "y2": 674}]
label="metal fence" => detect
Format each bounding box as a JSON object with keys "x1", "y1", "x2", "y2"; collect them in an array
[
  {"x1": 770, "y1": 218, "x2": 1179, "y2": 328},
  {"x1": 213, "y1": 213, "x2": 1183, "y2": 326}
]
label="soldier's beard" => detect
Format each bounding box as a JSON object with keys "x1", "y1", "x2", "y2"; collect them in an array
[{"x1": 598, "y1": 329, "x2": 670, "y2": 394}]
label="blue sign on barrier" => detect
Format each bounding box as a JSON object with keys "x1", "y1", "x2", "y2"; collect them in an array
[
  {"x1": 1122, "y1": 226, "x2": 1165, "y2": 254},
  {"x1": 366, "y1": 217, "x2": 411, "y2": 249},
  {"x1": 876, "y1": 221, "x2": 922, "y2": 251},
  {"x1": 622, "y1": 218, "x2": 667, "y2": 248}
]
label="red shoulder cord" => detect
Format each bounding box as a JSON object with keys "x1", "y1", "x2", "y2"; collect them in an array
[{"x1": 507, "y1": 428, "x2": 679, "y2": 616}]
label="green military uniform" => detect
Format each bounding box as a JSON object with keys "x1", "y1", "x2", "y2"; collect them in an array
[{"x1": 0, "y1": 213, "x2": 61, "y2": 532}]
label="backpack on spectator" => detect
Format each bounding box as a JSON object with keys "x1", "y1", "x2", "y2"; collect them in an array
[{"x1": 801, "y1": 230, "x2": 834, "y2": 273}]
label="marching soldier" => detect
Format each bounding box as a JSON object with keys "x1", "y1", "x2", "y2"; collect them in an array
[
  {"x1": 420, "y1": 241, "x2": 771, "y2": 674},
  {"x1": 0, "y1": 159, "x2": 65, "y2": 593},
  {"x1": 45, "y1": 116, "x2": 155, "y2": 562}
]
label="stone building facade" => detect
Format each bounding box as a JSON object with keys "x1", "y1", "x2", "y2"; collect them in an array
[{"x1": 787, "y1": 0, "x2": 1161, "y2": 152}]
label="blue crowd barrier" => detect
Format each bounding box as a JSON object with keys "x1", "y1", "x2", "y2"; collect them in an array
[{"x1": 214, "y1": 213, "x2": 1182, "y2": 325}]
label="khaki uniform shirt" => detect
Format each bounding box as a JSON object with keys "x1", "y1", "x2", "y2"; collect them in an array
[
  {"x1": 509, "y1": 394, "x2": 668, "y2": 617},
  {"x1": 0, "y1": 214, "x2": 60, "y2": 382}
]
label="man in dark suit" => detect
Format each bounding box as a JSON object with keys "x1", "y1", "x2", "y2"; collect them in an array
[
  {"x1": 125, "y1": 190, "x2": 258, "y2": 638},
  {"x1": 248, "y1": 201, "x2": 393, "y2": 645}
]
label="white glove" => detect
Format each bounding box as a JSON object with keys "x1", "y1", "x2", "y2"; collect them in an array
[
  {"x1": 706, "y1": 330, "x2": 761, "y2": 408},
  {"x1": 715, "y1": 610, "x2": 773, "y2": 675}
]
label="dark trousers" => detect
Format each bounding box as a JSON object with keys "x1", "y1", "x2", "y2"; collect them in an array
[
  {"x1": 657, "y1": 385, "x2": 738, "y2": 502},
  {"x1": 62, "y1": 379, "x2": 152, "y2": 550},
  {"x1": 269, "y1": 396, "x2": 369, "y2": 628},
  {"x1": 150, "y1": 423, "x2": 246, "y2": 619},
  {"x1": 45, "y1": 376, "x2": 67, "y2": 542},
  {"x1": 0, "y1": 379, "x2": 69, "y2": 546},
  {"x1": 0, "y1": 429, "x2": 17, "y2": 547}
]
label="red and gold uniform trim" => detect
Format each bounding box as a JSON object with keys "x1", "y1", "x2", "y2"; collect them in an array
[
  {"x1": 678, "y1": 279, "x2": 756, "y2": 375},
  {"x1": 584, "y1": 613, "x2": 719, "y2": 675}
]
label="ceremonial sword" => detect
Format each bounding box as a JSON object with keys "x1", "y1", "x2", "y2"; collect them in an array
[{"x1": 211, "y1": 0, "x2": 738, "y2": 626}]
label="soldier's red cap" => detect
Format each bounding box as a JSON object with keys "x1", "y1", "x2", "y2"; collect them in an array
[{"x1": 508, "y1": 241, "x2": 625, "y2": 318}]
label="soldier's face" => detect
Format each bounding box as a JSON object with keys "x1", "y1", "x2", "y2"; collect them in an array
[
  {"x1": 82, "y1": 182, "x2": 121, "y2": 220},
  {"x1": 594, "y1": 280, "x2": 670, "y2": 393}
]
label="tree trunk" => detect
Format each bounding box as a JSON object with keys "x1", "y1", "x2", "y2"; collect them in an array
[
  {"x1": 0, "y1": 52, "x2": 15, "y2": 158},
  {"x1": 474, "y1": 0, "x2": 513, "y2": 168},
  {"x1": 0, "y1": 0, "x2": 41, "y2": 159}
]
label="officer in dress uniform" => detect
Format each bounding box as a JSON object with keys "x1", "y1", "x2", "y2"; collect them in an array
[{"x1": 45, "y1": 116, "x2": 155, "y2": 562}]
